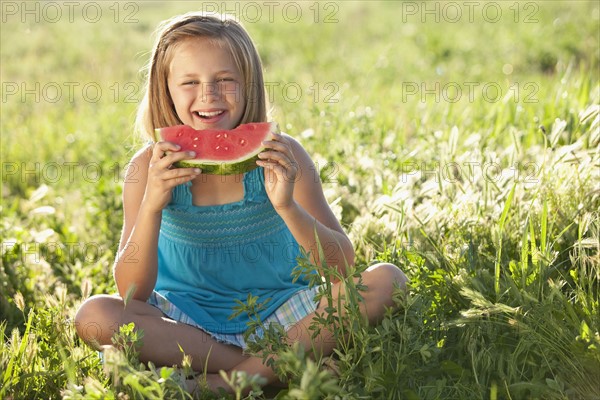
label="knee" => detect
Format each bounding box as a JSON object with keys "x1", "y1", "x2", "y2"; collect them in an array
[
  {"x1": 74, "y1": 294, "x2": 123, "y2": 348},
  {"x1": 364, "y1": 263, "x2": 408, "y2": 308}
]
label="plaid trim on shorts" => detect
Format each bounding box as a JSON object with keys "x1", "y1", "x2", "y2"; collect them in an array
[{"x1": 147, "y1": 286, "x2": 322, "y2": 350}]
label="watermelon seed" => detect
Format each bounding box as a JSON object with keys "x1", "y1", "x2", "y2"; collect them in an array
[
  {"x1": 193, "y1": 137, "x2": 199, "y2": 141},
  {"x1": 177, "y1": 132, "x2": 183, "y2": 137},
  {"x1": 239, "y1": 139, "x2": 247, "y2": 146},
  {"x1": 216, "y1": 133, "x2": 221, "y2": 138},
  {"x1": 223, "y1": 133, "x2": 228, "y2": 138},
  {"x1": 224, "y1": 146, "x2": 229, "y2": 151}
]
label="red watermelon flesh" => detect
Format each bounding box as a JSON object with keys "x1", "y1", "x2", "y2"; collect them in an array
[{"x1": 154, "y1": 122, "x2": 278, "y2": 175}]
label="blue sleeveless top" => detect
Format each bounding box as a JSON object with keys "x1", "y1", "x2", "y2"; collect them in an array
[{"x1": 155, "y1": 167, "x2": 310, "y2": 334}]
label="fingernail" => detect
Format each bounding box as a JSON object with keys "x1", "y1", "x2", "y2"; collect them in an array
[
  {"x1": 188, "y1": 151, "x2": 196, "y2": 157},
  {"x1": 194, "y1": 168, "x2": 201, "y2": 173},
  {"x1": 175, "y1": 144, "x2": 181, "y2": 150}
]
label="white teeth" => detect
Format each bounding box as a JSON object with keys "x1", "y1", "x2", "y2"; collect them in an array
[{"x1": 196, "y1": 110, "x2": 224, "y2": 117}]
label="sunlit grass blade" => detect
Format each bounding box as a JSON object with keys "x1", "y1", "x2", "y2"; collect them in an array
[
  {"x1": 496, "y1": 183, "x2": 517, "y2": 298},
  {"x1": 540, "y1": 198, "x2": 548, "y2": 255},
  {"x1": 520, "y1": 216, "x2": 529, "y2": 290},
  {"x1": 1, "y1": 309, "x2": 33, "y2": 397}
]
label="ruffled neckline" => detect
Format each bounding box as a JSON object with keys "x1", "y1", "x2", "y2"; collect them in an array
[{"x1": 170, "y1": 167, "x2": 267, "y2": 212}]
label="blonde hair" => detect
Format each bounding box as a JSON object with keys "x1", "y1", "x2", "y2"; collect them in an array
[{"x1": 135, "y1": 12, "x2": 267, "y2": 139}]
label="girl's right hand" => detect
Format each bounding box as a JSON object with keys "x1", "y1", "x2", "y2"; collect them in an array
[{"x1": 141, "y1": 141, "x2": 201, "y2": 213}]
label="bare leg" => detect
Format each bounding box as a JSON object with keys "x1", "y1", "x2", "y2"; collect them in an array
[
  {"x1": 74, "y1": 294, "x2": 248, "y2": 372},
  {"x1": 206, "y1": 263, "x2": 408, "y2": 392}
]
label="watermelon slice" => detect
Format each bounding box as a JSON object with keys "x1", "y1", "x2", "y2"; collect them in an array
[{"x1": 154, "y1": 122, "x2": 279, "y2": 175}]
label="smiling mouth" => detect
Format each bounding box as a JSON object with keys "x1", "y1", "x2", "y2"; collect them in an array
[{"x1": 195, "y1": 110, "x2": 225, "y2": 119}]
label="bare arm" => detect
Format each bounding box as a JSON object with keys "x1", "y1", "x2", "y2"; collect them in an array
[
  {"x1": 259, "y1": 134, "x2": 355, "y2": 277},
  {"x1": 113, "y1": 143, "x2": 201, "y2": 300}
]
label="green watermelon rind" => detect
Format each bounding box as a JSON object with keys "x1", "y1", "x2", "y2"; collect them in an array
[
  {"x1": 173, "y1": 156, "x2": 260, "y2": 175},
  {"x1": 154, "y1": 122, "x2": 279, "y2": 175}
]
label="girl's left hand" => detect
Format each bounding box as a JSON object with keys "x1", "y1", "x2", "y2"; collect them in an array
[{"x1": 257, "y1": 132, "x2": 298, "y2": 211}]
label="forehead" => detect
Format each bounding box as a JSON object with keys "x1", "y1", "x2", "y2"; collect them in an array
[{"x1": 168, "y1": 37, "x2": 238, "y2": 73}]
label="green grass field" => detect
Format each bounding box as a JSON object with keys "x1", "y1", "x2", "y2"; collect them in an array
[{"x1": 1, "y1": 1, "x2": 599, "y2": 398}]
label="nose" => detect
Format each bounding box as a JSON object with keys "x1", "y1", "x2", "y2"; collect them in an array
[{"x1": 200, "y1": 82, "x2": 220, "y2": 103}]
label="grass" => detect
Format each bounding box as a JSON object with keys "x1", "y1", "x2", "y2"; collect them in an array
[{"x1": 1, "y1": 1, "x2": 599, "y2": 398}]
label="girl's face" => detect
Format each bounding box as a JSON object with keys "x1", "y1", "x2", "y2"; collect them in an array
[{"x1": 167, "y1": 37, "x2": 245, "y2": 130}]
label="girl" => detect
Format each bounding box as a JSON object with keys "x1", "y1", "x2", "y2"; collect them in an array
[{"x1": 75, "y1": 11, "x2": 407, "y2": 393}]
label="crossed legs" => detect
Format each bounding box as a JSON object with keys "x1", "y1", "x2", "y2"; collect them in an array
[
  {"x1": 74, "y1": 263, "x2": 407, "y2": 391},
  {"x1": 204, "y1": 262, "x2": 408, "y2": 391},
  {"x1": 74, "y1": 294, "x2": 248, "y2": 372}
]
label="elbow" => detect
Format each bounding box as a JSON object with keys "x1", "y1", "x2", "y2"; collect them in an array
[
  {"x1": 113, "y1": 266, "x2": 152, "y2": 302},
  {"x1": 327, "y1": 237, "x2": 355, "y2": 273},
  {"x1": 341, "y1": 238, "x2": 356, "y2": 267},
  {"x1": 346, "y1": 241, "x2": 356, "y2": 268},
  {"x1": 340, "y1": 232, "x2": 355, "y2": 262},
  {"x1": 116, "y1": 280, "x2": 152, "y2": 302},
  {"x1": 347, "y1": 248, "x2": 356, "y2": 267}
]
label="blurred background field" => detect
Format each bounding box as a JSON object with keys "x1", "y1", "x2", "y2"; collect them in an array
[{"x1": 1, "y1": 1, "x2": 599, "y2": 399}]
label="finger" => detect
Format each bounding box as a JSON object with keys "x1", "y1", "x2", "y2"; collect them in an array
[
  {"x1": 257, "y1": 159, "x2": 279, "y2": 174},
  {"x1": 268, "y1": 131, "x2": 285, "y2": 142},
  {"x1": 257, "y1": 153, "x2": 299, "y2": 176},
  {"x1": 256, "y1": 159, "x2": 276, "y2": 167},
  {"x1": 149, "y1": 173, "x2": 198, "y2": 193},
  {"x1": 257, "y1": 159, "x2": 296, "y2": 181},
  {"x1": 165, "y1": 150, "x2": 197, "y2": 164},
  {"x1": 151, "y1": 142, "x2": 182, "y2": 165},
  {"x1": 261, "y1": 139, "x2": 290, "y2": 153},
  {"x1": 148, "y1": 166, "x2": 201, "y2": 189},
  {"x1": 154, "y1": 150, "x2": 198, "y2": 170},
  {"x1": 262, "y1": 131, "x2": 292, "y2": 147},
  {"x1": 151, "y1": 141, "x2": 181, "y2": 161},
  {"x1": 161, "y1": 166, "x2": 202, "y2": 181},
  {"x1": 257, "y1": 150, "x2": 290, "y2": 164},
  {"x1": 258, "y1": 154, "x2": 298, "y2": 175}
]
